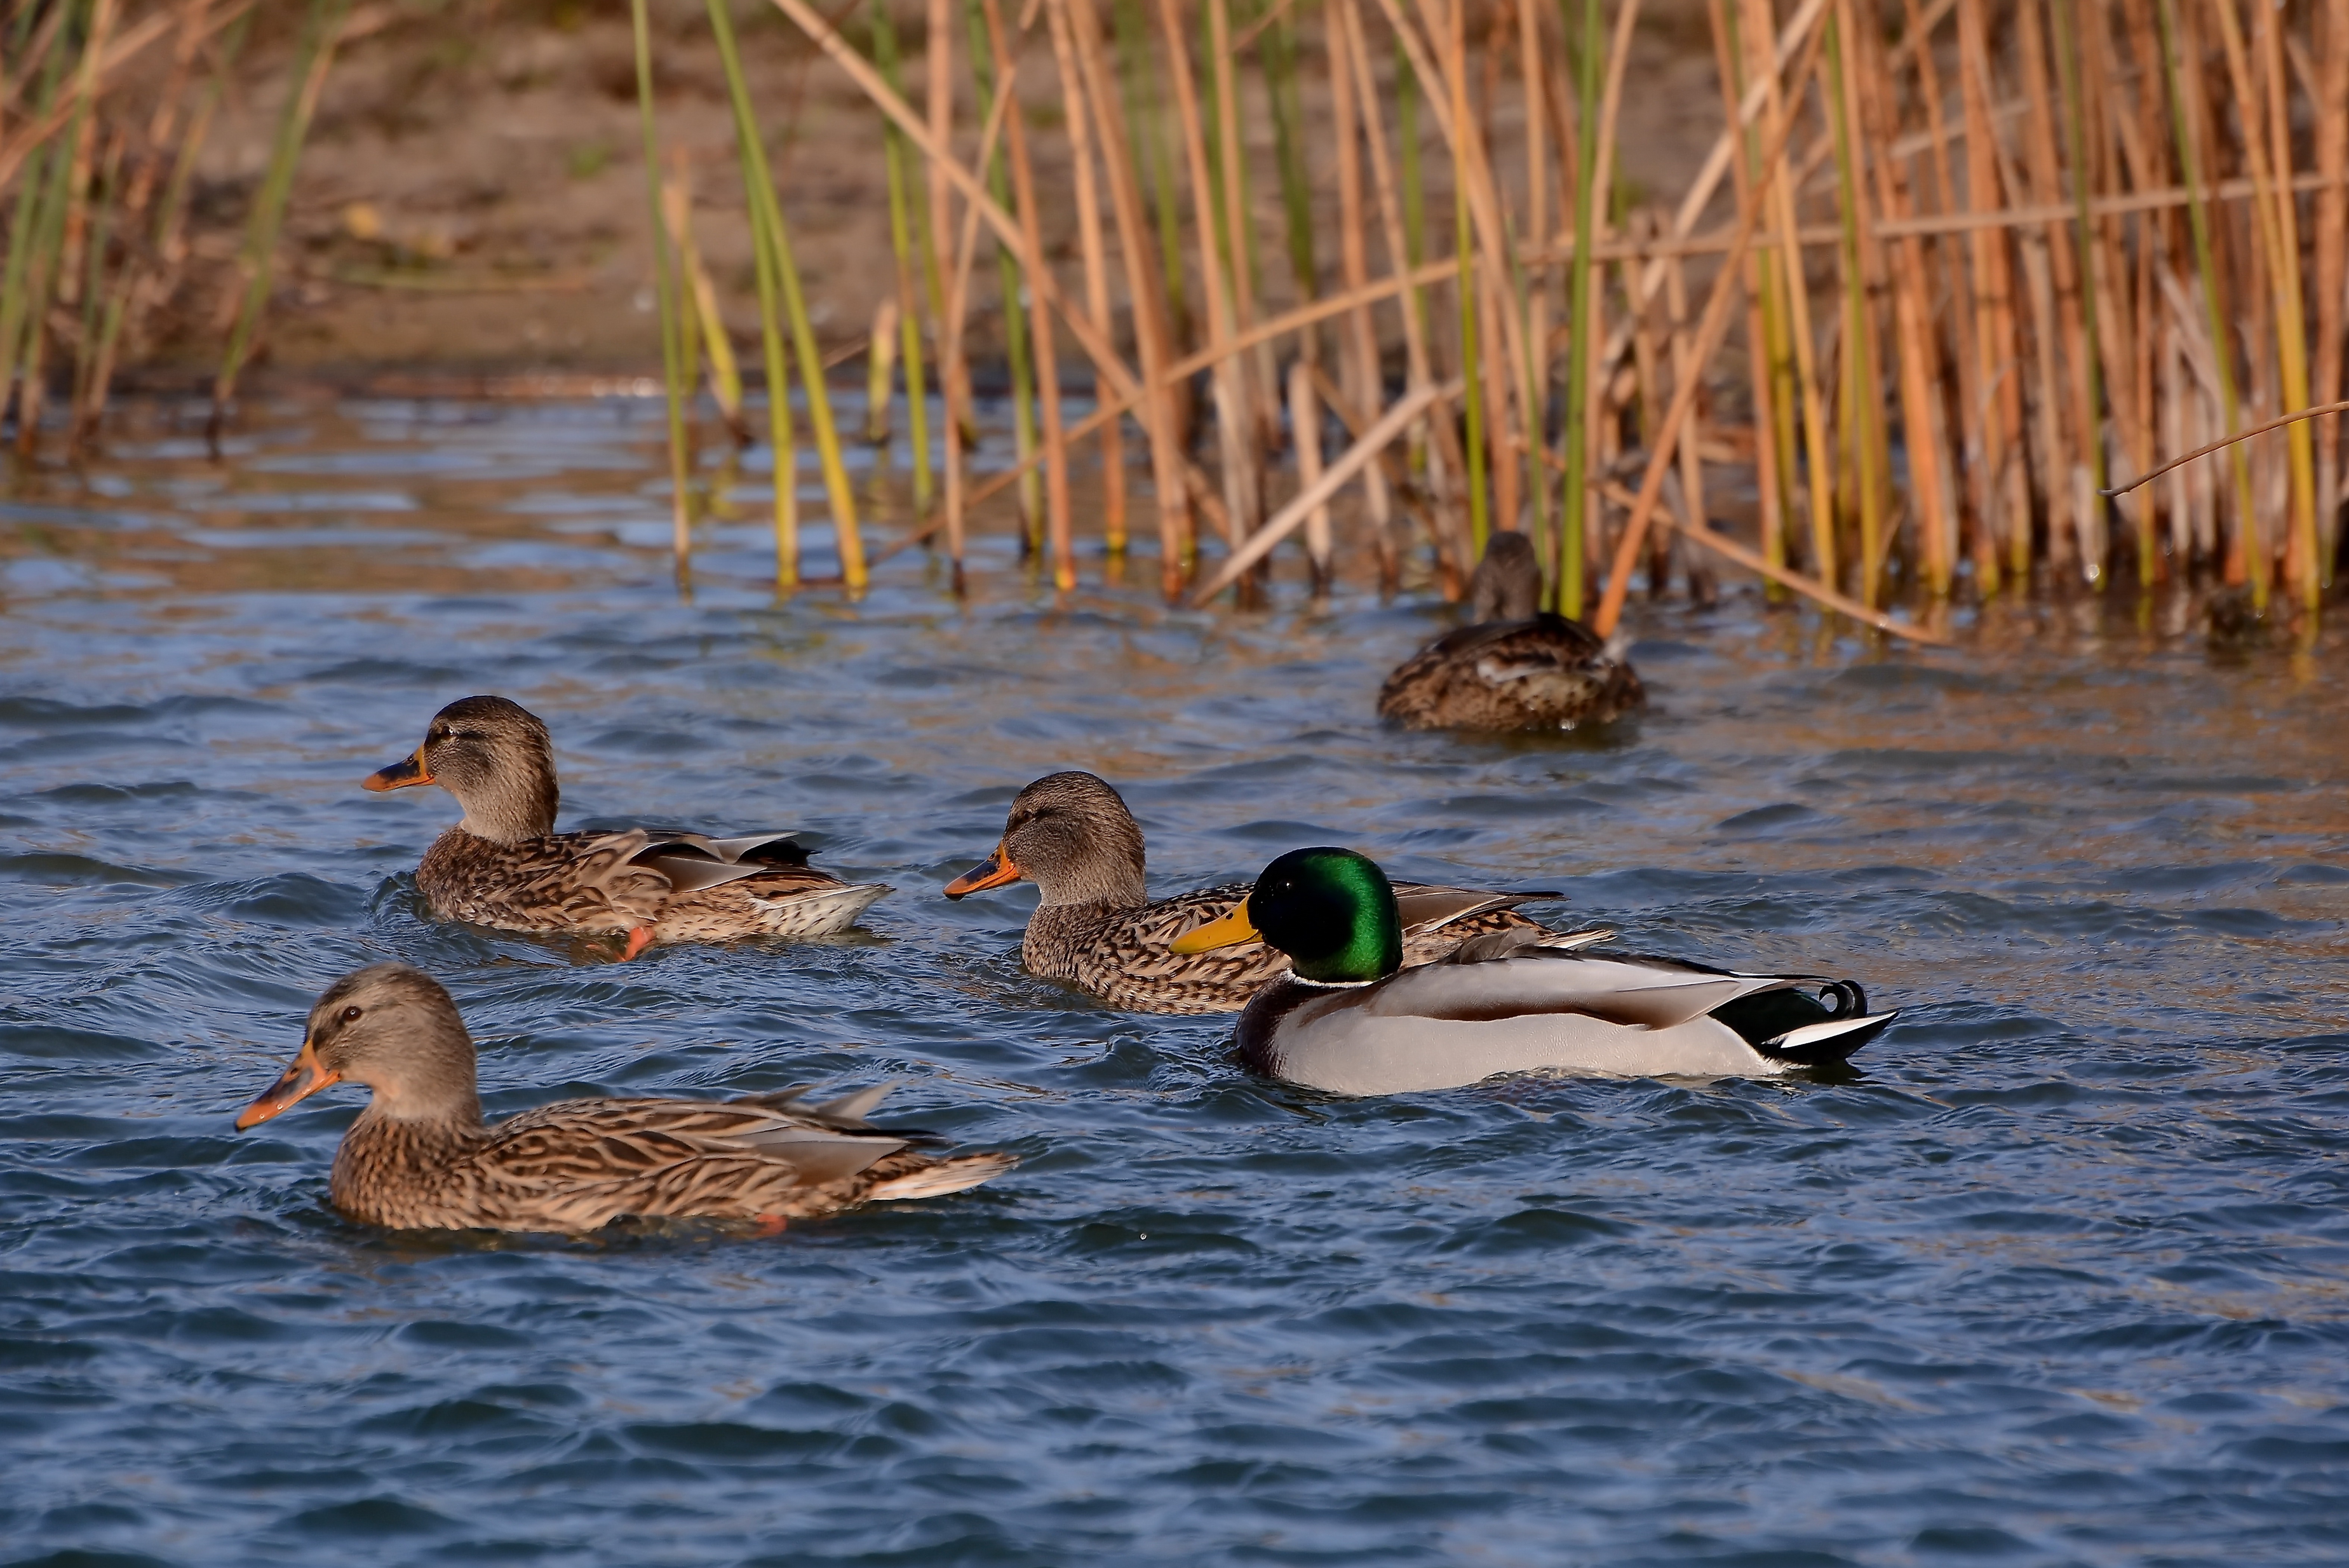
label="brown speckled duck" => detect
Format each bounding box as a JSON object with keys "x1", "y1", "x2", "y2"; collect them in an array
[
  {"x1": 363, "y1": 696, "x2": 888, "y2": 957},
  {"x1": 234, "y1": 964, "x2": 1015, "y2": 1233},
  {"x1": 942, "y1": 770, "x2": 1559, "y2": 1014},
  {"x1": 1377, "y1": 531, "x2": 1644, "y2": 732}
]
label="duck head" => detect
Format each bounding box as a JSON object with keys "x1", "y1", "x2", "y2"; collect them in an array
[
  {"x1": 236, "y1": 964, "x2": 483, "y2": 1130},
  {"x1": 1170, "y1": 846, "x2": 1402, "y2": 983},
  {"x1": 363, "y1": 695, "x2": 559, "y2": 844},
  {"x1": 944, "y1": 771, "x2": 1147, "y2": 908},
  {"x1": 1469, "y1": 530, "x2": 1542, "y2": 622}
]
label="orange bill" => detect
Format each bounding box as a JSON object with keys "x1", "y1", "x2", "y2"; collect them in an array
[
  {"x1": 234, "y1": 1039, "x2": 342, "y2": 1130},
  {"x1": 362, "y1": 744, "x2": 433, "y2": 792},
  {"x1": 1169, "y1": 903, "x2": 1260, "y2": 954},
  {"x1": 943, "y1": 840, "x2": 1023, "y2": 899}
]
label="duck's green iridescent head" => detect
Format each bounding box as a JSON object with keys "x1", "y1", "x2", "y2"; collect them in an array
[{"x1": 1170, "y1": 846, "x2": 1402, "y2": 983}]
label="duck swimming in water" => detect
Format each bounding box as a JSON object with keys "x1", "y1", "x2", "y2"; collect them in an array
[
  {"x1": 943, "y1": 771, "x2": 1560, "y2": 1014},
  {"x1": 235, "y1": 963, "x2": 1015, "y2": 1232},
  {"x1": 362, "y1": 695, "x2": 888, "y2": 956},
  {"x1": 1377, "y1": 531, "x2": 1643, "y2": 732},
  {"x1": 1172, "y1": 847, "x2": 1895, "y2": 1094}
]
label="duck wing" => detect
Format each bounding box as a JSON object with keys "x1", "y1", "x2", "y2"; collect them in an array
[
  {"x1": 418, "y1": 827, "x2": 675, "y2": 930},
  {"x1": 630, "y1": 830, "x2": 813, "y2": 895},
  {"x1": 476, "y1": 1094, "x2": 918, "y2": 1227},
  {"x1": 1392, "y1": 882, "x2": 1561, "y2": 934}
]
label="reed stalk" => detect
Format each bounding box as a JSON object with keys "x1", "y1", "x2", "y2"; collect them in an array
[
  {"x1": 2313, "y1": 0, "x2": 2349, "y2": 581},
  {"x1": 981, "y1": 0, "x2": 1073, "y2": 590},
  {"x1": 0, "y1": 13, "x2": 69, "y2": 434},
  {"x1": 630, "y1": 0, "x2": 692, "y2": 563},
  {"x1": 2238, "y1": 0, "x2": 2318, "y2": 609},
  {"x1": 1114, "y1": 0, "x2": 1188, "y2": 345},
  {"x1": 1555, "y1": 0, "x2": 1603, "y2": 616},
  {"x1": 1289, "y1": 358, "x2": 1332, "y2": 590},
  {"x1": 2048, "y1": 0, "x2": 2109, "y2": 579},
  {"x1": 871, "y1": 0, "x2": 933, "y2": 513},
  {"x1": 865, "y1": 295, "x2": 899, "y2": 444},
  {"x1": 1045, "y1": 0, "x2": 1124, "y2": 554},
  {"x1": 1329, "y1": 0, "x2": 1398, "y2": 584},
  {"x1": 709, "y1": 0, "x2": 803, "y2": 585},
  {"x1": 967, "y1": 0, "x2": 1042, "y2": 553},
  {"x1": 1069, "y1": 0, "x2": 1189, "y2": 590},
  {"x1": 2155, "y1": 0, "x2": 2257, "y2": 600},
  {"x1": 1157, "y1": 0, "x2": 1254, "y2": 561}
]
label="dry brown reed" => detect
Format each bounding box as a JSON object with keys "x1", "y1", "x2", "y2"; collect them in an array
[{"x1": 7, "y1": 0, "x2": 2348, "y2": 635}]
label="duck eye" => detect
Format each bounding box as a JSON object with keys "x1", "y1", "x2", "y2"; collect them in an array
[{"x1": 340, "y1": 1005, "x2": 363, "y2": 1023}]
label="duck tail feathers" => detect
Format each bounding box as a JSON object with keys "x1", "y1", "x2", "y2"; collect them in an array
[
  {"x1": 866, "y1": 1151, "x2": 1018, "y2": 1202},
  {"x1": 1754, "y1": 1009, "x2": 1898, "y2": 1066}
]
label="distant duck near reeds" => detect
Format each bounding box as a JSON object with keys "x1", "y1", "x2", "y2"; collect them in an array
[
  {"x1": 942, "y1": 770, "x2": 1559, "y2": 1014},
  {"x1": 363, "y1": 695, "x2": 887, "y2": 956},
  {"x1": 1171, "y1": 848, "x2": 1895, "y2": 1095},
  {"x1": 1377, "y1": 532, "x2": 1644, "y2": 732},
  {"x1": 234, "y1": 964, "x2": 1014, "y2": 1233}
]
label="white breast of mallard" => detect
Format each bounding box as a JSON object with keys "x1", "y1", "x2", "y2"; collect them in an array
[{"x1": 1250, "y1": 964, "x2": 1784, "y2": 1095}]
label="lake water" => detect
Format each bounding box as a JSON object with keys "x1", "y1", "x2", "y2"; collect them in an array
[{"x1": 4, "y1": 396, "x2": 2348, "y2": 1566}]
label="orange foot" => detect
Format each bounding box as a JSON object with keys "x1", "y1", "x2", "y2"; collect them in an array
[
  {"x1": 752, "y1": 1215, "x2": 789, "y2": 1238},
  {"x1": 619, "y1": 926, "x2": 656, "y2": 961}
]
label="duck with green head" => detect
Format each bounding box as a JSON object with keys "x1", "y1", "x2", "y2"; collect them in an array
[{"x1": 1173, "y1": 848, "x2": 1895, "y2": 1094}]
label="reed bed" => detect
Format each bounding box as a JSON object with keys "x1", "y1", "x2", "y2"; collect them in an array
[{"x1": 5, "y1": 0, "x2": 2347, "y2": 635}]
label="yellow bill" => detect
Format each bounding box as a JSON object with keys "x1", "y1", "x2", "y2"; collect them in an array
[
  {"x1": 1169, "y1": 903, "x2": 1260, "y2": 954},
  {"x1": 235, "y1": 1039, "x2": 342, "y2": 1130}
]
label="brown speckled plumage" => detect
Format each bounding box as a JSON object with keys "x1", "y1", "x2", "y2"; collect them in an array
[
  {"x1": 240, "y1": 965, "x2": 1014, "y2": 1234},
  {"x1": 368, "y1": 696, "x2": 888, "y2": 945},
  {"x1": 1376, "y1": 532, "x2": 1644, "y2": 732},
  {"x1": 946, "y1": 772, "x2": 1560, "y2": 1015}
]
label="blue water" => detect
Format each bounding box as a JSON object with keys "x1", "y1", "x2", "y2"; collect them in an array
[{"x1": 4, "y1": 398, "x2": 2348, "y2": 1566}]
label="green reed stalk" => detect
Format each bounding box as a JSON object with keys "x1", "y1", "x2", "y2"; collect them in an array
[
  {"x1": 1556, "y1": 0, "x2": 1603, "y2": 618},
  {"x1": 0, "y1": 21, "x2": 70, "y2": 428},
  {"x1": 2154, "y1": 0, "x2": 2255, "y2": 601},
  {"x1": 1261, "y1": 2, "x2": 1317, "y2": 314},
  {"x1": 631, "y1": 0, "x2": 692, "y2": 562},
  {"x1": 1455, "y1": 125, "x2": 1487, "y2": 553},
  {"x1": 708, "y1": 0, "x2": 802, "y2": 585},
  {"x1": 1115, "y1": 0, "x2": 1187, "y2": 343},
  {"x1": 967, "y1": 0, "x2": 1041, "y2": 552},
  {"x1": 719, "y1": 2, "x2": 861, "y2": 588},
  {"x1": 872, "y1": 0, "x2": 933, "y2": 512},
  {"x1": 68, "y1": 131, "x2": 119, "y2": 423},
  {"x1": 1823, "y1": 5, "x2": 1883, "y2": 604},
  {"x1": 210, "y1": 0, "x2": 346, "y2": 446},
  {"x1": 16, "y1": 0, "x2": 97, "y2": 456}
]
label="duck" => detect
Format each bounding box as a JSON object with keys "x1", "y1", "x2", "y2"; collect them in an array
[
  {"x1": 233, "y1": 963, "x2": 1016, "y2": 1233},
  {"x1": 942, "y1": 770, "x2": 1560, "y2": 1014},
  {"x1": 1377, "y1": 530, "x2": 1644, "y2": 732},
  {"x1": 1170, "y1": 846, "x2": 1895, "y2": 1094},
  {"x1": 362, "y1": 695, "x2": 888, "y2": 956}
]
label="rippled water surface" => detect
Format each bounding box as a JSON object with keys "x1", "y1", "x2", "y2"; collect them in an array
[{"x1": 4, "y1": 398, "x2": 2348, "y2": 1567}]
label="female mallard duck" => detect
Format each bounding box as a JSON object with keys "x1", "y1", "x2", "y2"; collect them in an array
[
  {"x1": 1172, "y1": 847, "x2": 1895, "y2": 1094},
  {"x1": 1377, "y1": 531, "x2": 1644, "y2": 732},
  {"x1": 363, "y1": 695, "x2": 887, "y2": 956},
  {"x1": 234, "y1": 963, "x2": 1015, "y2": 1232},
  {"x1": 942, "y1": 770, "x2": 1559, "y2": 1014}
]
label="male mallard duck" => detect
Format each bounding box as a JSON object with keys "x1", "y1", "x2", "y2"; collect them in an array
[
  {"x1": 363, "y1": 695, "x2": 887, "y2": 956},
  {"x1": 1377, "y1": 531, "x2": 1644, "y2": 731},
  {"x1": 1172, "y1": 847, "x2": 1895, "y2": 1093},
  {"x1": 943, "y1": 770, "x2": 1559, "y2": 1014},
  {"x1": 234, "y1": 963, "x2": 1015, "y2": 1232}
]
